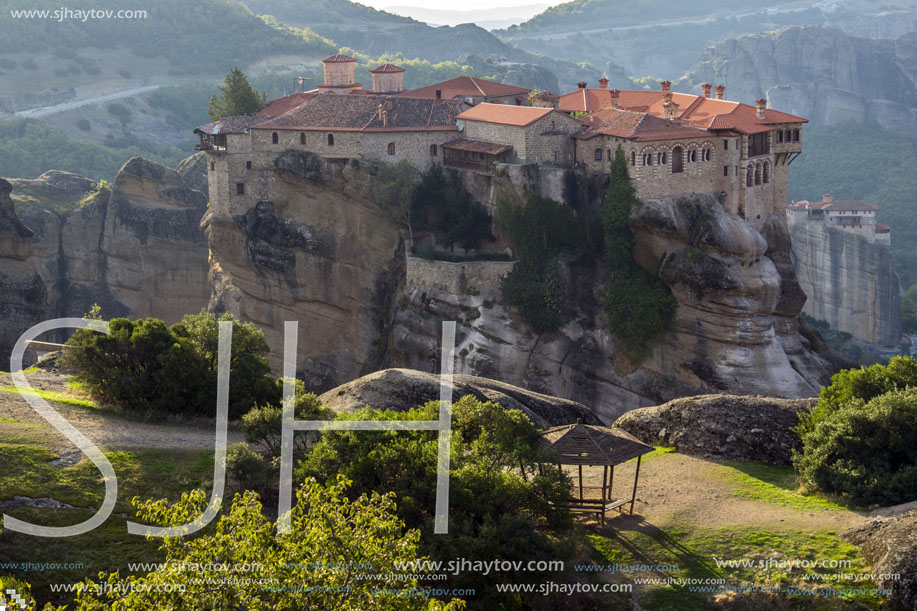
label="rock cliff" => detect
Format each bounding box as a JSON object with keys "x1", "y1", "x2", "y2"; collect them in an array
[
  {"x1": 789, "y1": 217, "x2": 901, "y2": 347},
  {"x1": 676, "y1": 26, "x2": 917, "y2": 135},
  {"x1": 0, "y1": 158, "x2": 210, "y2": 366}
]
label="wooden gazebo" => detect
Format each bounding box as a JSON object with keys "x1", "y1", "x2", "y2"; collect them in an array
[{"x1": 535, "y1": 419, "x2": 654, "y2": 524}]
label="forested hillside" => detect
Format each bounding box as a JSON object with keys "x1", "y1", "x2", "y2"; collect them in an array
[{"x1": 789, "y1": 121, "x2": 917, "y2": 289}]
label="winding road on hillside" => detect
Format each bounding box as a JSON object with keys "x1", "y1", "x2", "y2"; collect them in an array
[{"x1": 14, "y1": 85, "x2": 162, "y2": 119}]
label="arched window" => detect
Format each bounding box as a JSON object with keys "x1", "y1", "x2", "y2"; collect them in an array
[
  {"x1": 746, "y1": 165, "x2": 753, "y2": 187},
  {"x1": 763, "y1": 162, "x2": 770, "y2": 183},
  {"x1": 594, "y1": 148, "x2": 603, "y2": 161},
  {"x1": 430, "y1": 144, "x2": 437, "y2": 156},
  {"x1": 643, "y1": 152, "x2": 653, "y2": 166},
  {"x1": 327, "y1": 134, "x2": 334, "y2": 146},
  {"x1": 658, "y1": 151, "x2": 667, "y2": 165},
  {"x1": 299, "y1": 133, "x2": 306, "y2": 145},
  {"x1": 703, "y1": 148, "x2": 711, "y2": 162},
  {"x1": 672, "y1": 146, "x2": 683, "y2": 173},
  {"x1": 272, "y1": 132, "x2": 279, "y2": 144},
  {"x1": 754, "y1": 163, "x2": 761, "y2": 185},
  {"x1": 688, "y1": 149, "x2": 696, "y2": 163},
  {"x1": 631, "y1": 151, "x2": 636, "y2": 166},
  {"x1": 387, "y1": 142, "x2": 395, "y2": 155},
  {"x1": 608, "y1": 148, "x2": 613, "y2": 161}
]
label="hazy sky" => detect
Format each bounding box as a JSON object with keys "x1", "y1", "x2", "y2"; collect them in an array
[{"x1": 365, "y1": 1, "x2": 555, "y2": 13}]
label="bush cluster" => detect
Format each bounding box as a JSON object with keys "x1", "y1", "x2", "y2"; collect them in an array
[
  {"x1": 61, "y1": 311, "x2": 279, "y2": 419},
  {"x1": 793, "y1": 356, "x2": 917, "y2": 506}
]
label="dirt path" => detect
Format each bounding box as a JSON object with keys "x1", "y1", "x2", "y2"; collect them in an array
[
  {"x1": 0, "y1": 369, "x2": 243, "y2": 461},
  {"x1": 567, "y1": 451, "x2": 865, "y2": 533}
]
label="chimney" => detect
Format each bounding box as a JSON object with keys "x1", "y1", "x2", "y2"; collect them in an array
[
  {"x1": 660, "y1": 80, "x2": 671, "y2": 93},
  {"x1": 701, "y1": 83, "x2": 712, "y2": 98},
  {"x1": 598, "y1": 77, "x2": 609, "y2": 89},
  {"x1": 386, "y1": 98, "x2": 393, "y2": 110},
  {"x1": 435, "y1": 89, "x2": 442, "y2": 103},
  {"x1": 755, "y1": 98, "x2": 766, "y2": 119},
  {"x1": 577, "y1": 81, "x2": 587, "y2": 89},
  {"x1": 715, "y1": 85, "x2": 725, "y2": 100},
  {"x1": 382, "y1": 110, "x2": 388, "y2": 126},
  {"x1": 610, "y1": 88, "x2": 620, "y2": 107},
  {"x1": 823, "y1": 194, "x2": 833, "y2": 203},
  {"x1": 663, "y1": 93, "x2": 678, "y2": 120}
]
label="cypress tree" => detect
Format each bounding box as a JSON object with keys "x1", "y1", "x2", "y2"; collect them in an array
[{"x1": 207, "y1": 67, "x2": 263, "y2": 121}]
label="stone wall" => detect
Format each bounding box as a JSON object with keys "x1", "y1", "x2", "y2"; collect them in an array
[
  {"x1": 788, "y1": 214, "x2": 902, "y2": 347},
  {"x1": 462, "y1": 112, "x2": 579, "y2": 163},
  {"x1": 405, "y1": 254, "x2": 515, "y2": 296}
]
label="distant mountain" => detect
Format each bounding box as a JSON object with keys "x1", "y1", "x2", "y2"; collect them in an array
[
  {"x1": 675, "y1": 26, "x2": 917, "y2": 134},
  {"x1": 242, "y1": 0, "x2": 417, "y2": 29}
]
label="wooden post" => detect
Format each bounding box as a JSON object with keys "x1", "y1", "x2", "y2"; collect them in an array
[
  {"x1": 601, "y1": 466, "x2": 608, "y2": 502},
  {"x1": 578, "y1": 464, "x2": 583, "y2": 500},
  {"x1": 609, "y1": 466, "x2": 614, "y2": 501},
  {"x1": 630, "y1": 455, "x2": 642, "y2": 514}
]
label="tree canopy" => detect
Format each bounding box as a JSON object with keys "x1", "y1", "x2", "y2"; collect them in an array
[{"x1": 207, "y1": 67, "x2": 265, "y2": 121}]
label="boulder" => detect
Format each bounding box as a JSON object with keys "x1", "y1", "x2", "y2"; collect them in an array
[
  {"x1": 319, "y1": 368, "x2": 602, "y2": 429},
  {"x1": 613, "y1": 394, "x2": 815, "y2": 465},
  {"x1": 844, "y1": 510, "x2": 917, "y2": 610}
]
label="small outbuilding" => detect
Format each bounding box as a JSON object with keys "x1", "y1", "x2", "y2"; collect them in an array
[{"x1": 535, "y1": 419, "x2": 654, "y2": 524}]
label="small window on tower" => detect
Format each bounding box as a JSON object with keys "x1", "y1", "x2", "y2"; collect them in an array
[
  {"x1": 236, "y1": 183, "x2": 245, "y2": 195},
  {"x1": 723, "y1": 139, "x2": 728, "y2": 150},
  {"x1": 327, "y1": 134, "x2": 334, "y2": 146},
  {"x1": 430, "y1": 144, "x2": 437, "y2": 156},
  {"x1": 300, "y1": 133, "x2": 306, "y2": 145},
  {"x1": 272, "y1": 132, "x2": 278, "y2": 144},
  {"x1": 210, "y1": 162, "x2": 214, "y2": 172},
  {"x1": 246, "y1": 161, "x2": 252, "y2": 170},
  {"x1": 724, "y1": 165, "x2": 729, "y2": 176},
  {"x1": 387, "y1": 142, "x2": 395, "y2": 155},
  {"x1": 594, "y1": 148, "x2": 602, "y2": 161}
]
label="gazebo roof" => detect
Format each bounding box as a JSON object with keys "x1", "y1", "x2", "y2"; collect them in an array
[{"x1": 535, "y1": 421, "x2": 654, "y2": 466}]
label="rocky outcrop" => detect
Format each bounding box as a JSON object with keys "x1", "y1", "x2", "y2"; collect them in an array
[
  {"x1": 319, "y1": 368, "x2": 601, "y2": 428},
  {"x1": 789, "y1": 218, "x2": 901, "y2": 347},
  {"x1": 844, "y1": 510, "x2": 917, "y2": 610},
  {"x1": 204, "y1": 156, "x2": 403, "y2": 391},
  {"x1": 676, "y1": 26, "x2": 917, "y2": 134},
  {"x1": 613, "y1": 394, "x2": 815, "y2": 465},
  {"x1": 0, "y1": 157, "x2": 210, "y2": 365}
]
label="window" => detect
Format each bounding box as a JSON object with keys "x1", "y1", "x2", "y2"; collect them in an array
[
  {"x1": 723, "y1": 139, "x2": 728, "y2": 150},
  {"x1": 430, "y1": 144, "x2": 437, "y2": 156},
  {"x1": 793, "y1": 129, "x2": 800, "y2": 142},
  {"x1": 327, "y1": 134, "x2": 334, "y2": 146},
  {"x1": 658, "y1": 152, "x2": 667, "y2": 165},
  {"x1": 300, "y1": 133, "x2": 306, "y2": 145},
  {"x1": 594, "y1": 148, "x2": 603, "y2": 161},
  {"x1": 688, "y1": 149, "x2": 696, "y2": 163},
  {"x1": 608, "y1": 148, "x2": 612, "y2": 161},
  {"x1": 672, "y1": 146, "x2": 683, "y2": 173},
  {"x1": 785, "y1": 129, "x2": 792, "y2": 142},
  {"x1": 210, "y1": 162, "x2": 214, "y2": 172},
  {"x1": 631, "y1": 151, "x2": 636, "y2": 166},
  {"x1": 272, "y1": 132, "x2": 278, "y2": 144},
  {"x1": 643, "y1": 153, "x2": 653, "y2": 166},
  {"x1": 236, "y1": 183, "x2": 245, "y2": 195},
  {"x1": 754, "y1": 164, "x2": 761, "y2": 185},
  {"x1": 763, "y1": 162, "x2": 770, "y2": 183},
  {"x1": 387, "y1": 142, "x2": 395, "y2": 155},
  {"x1": 777, "y1": 130, "x2": 783, "y2": 143},
  {"x1": 703, "y1": 148, "x2": 711, "y2": 162},
  {"x1": 746, "y1": 166, "x2": 753, "y2": 187},
  {"x1": 724, "y1": 165, "x2": 729, "y2": 177},
  {"x1": 246, "y1": 161, "x2": 252, "y2": 170}
]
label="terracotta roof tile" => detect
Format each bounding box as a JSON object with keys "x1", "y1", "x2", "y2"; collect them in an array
[
  {"x1": 575, "y1": 108, "x2": 708, "y2": 142},
  {"x1": 257, "y1": 92, "x2": 317, "y2": 117},
  {"x1": 322, "y1": 53, "x2": 356, "y2": 63},
  {"x1": 441, "y1": 138, "x2": 513, "y2": 155},
  {"x1": 370, "y1": 63, "x2": 405, "y2": 73},
  {"x1": 401, "y1": 76, "x2": 530, "y2": 100},
  {"x1": 255, "y1": 94, "x2": 464, "y2": 132},
  {"x1": 456, "y1": 103, "x2": 554, "y2": 127}
]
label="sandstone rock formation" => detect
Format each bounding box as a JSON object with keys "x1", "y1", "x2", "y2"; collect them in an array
[
  {"x1": 319, "y1": 368, "x2": 601, "y2": 428},
  {"x1": 0, "y1": 157, "x2": 210, "y2": 365},
  {"x1": 613, "y1": 394, "x2": 815, "y2": 465},
  {"x1": 789, "y1": 219, "x2": 901, "y2": 347},
  {"x1": 204, "y1": 155, "x2": 404, "y2": 390},
  {"x1": 844, "y1": 510, "x2": 917, "y2": 610},
  {"x1": 676, "y1": 26, "x2": 917, "y2": 135}
]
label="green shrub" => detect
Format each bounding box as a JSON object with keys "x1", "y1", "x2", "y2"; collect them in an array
[
  {"x1": 797, "y1": 355, "x2": 917, "y2": 437},
  {"x1": 793, "y1": 387, "x2": 917, "y2": 506},
  {"x1": 76, "y1": 118, "x2": 91, "y2": 131},
  {"x1": 412, "y1": 164, "x2": 492, "y2": 250},
  {"x1": 242, "y1": 378, "x2": 332, "y2": 456},
  {"x1": 226, "y1": 443, "x2": 272, "y2": 497},
  {"x1": 61, "y1": 311, "x2": 279, "y2": 419}
]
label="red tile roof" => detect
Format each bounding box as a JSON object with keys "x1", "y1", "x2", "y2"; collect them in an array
[
  {"x1": 370, "y1": 63, "x2": 405, "y2": 73},
  {"x1": 456, "y1": 103, "x2": 554, "y2": 127},
  {"x1": 322, "y1": 53, "x2": 356, "y2": 63},
  {"x1": 255, "y1": 94, "x2": 465, "y2": 132},
  {"x1": 257, "y1": 92, "x2": 317, "y2": 117},
  {"x1": 401, "y1": 76, "x2": 530, "y2": 100},
  {"x1": 194, "y1": 115, "x2": 270, "y2": 135},
  {"x1": 575, "y1": 107, "x2": 708, "y2": 142},
  {"x1": 876, "y1": 224, "x2": 891, "y2": 232},
  {"x1": 558, "y1": 87, "x2": 807, "y2": 135}
]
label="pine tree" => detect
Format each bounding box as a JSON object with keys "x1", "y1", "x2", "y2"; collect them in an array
[{"x1": 207, "y1": 67, "x2": 263, "y2": 121}]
